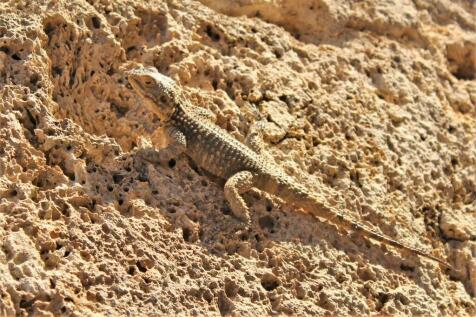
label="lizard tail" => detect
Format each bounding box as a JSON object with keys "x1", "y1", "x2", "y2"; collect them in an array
[
  {"x1": 329, "y1": 210, "x2": 453, "y2": 269},
  {"x1": 278, "y1": 183, "x2": 454, "y2": 269}
]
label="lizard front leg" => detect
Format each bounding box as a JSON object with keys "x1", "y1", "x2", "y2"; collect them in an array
[
  {"x1": 224, "y1": 171, "x2": 256, "y2": 226},
  {"x1": 138, "y1": 125, "x2": 187, "y2": 165},
  {"x1": 245, "y1": 121, "x2": 278, "y2": 165},
  {"x1": 245, "y1": 121, "x2": 266, "y2": 154}
]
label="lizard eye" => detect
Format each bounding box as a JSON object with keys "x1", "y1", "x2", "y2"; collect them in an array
[
  {"x1": 144, "y1": 80, "x2": 152, "y2": 85},
  {"x1": 160, "y1": 95, "x2": 167, "y2": 103}
]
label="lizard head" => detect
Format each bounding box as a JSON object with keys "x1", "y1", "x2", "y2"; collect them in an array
[{"x1": 126, "y1": 66, "x2": 180, "y2": 121}]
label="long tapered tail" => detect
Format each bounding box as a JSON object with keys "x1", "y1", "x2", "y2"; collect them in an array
[{"x1": 271, "y1": 178, "x2": 454, "y2": 269}]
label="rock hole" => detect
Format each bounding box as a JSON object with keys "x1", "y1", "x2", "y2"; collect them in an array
[
  {"x1": 350, "y1": 170, "x2": 362, "y2": 188},
  {"x1": 167, "y1": 206, "x2": 176, "y2": 213},
  {"x1": 224, "y1": 279, "x2": 238, "y2": 298},
  {"x1": 239, "y1": 231, "x2": 249, "y2": 241},
  {"x1": 127, "y1": 266, "x2": 135, "y2": 275},
  {"x1": 260, "y1": 273, "x2": 280, "y2": 291},
  {"x1": 266, "y1": 203, "x2": 273, "y2": 212},
  {"x1": 111, "y1": 102, "x2": 129, "y2": 118},
  {"x1": 182, "y1": 227, "x2": 191, "y2": 242},
  {"x1": 450, "y1": 60, "x2": 475, "y2": 80},
  {"x1": 126, "y1": 46, "x2": 136, "y2": 53},
  {"x1": 205, "y1": 25, "x2": 220, "y2": 42},
  {"x1": 168, "y1": 159, "x2": 176, "y2": 168},
  {"x1": 91, "y1": 16, "x2": 101, "y2": 29},
  {"x1": 376, "y1": 292, "x2": 390, "y2": 311},
  {"x1": 451, "y1": 157, "x2": 458, "y2": 167},
  {"x1": 30, "y1": 73, "x2": 40, "y2": 85},
  {"x1": 273, "y1": 49, "x2": 283, "y2": 58},
  {"x1": 136, "y1": 261, "x2": 147, "y2": 273},
  {"x1": 11, "y1": 53, "x2": 21, "y2": 60},
  {"x1": 446, "y1": 43, "x2": 475, "y2": 80},
  {"x1": 60, "y1": 204, "x2": 70, "y2": 217},
  {"x1": 399, "y1": 263, "x2": 415, "y2": 272},
  {"x1": 221, "y1": 204, "x2": 231, "y2": 215},
  {"x1": 69, "y1": 68, "x2": 76, "y2": 88},
  {"x1": 19, "y1": 299, "x2": 33, "y2": 309},
  {"x1": 138, "y1": 171, "x2": 148, "y2": 182},
  {"x1": 113, "y1": 173, "x2": 124, "y2": 184},
  {"x1": 43, "y1": 23, "x2": 55, "y2": 37},
  {"x1": 258, "y1": 215, "x2": 275, "y2": 231},
  {"x1": 203, "y1": 289, "x2": 213, "y2": 303},
  {"x1": 217, "y1": 291, "x2": 234, "y2": 316}
]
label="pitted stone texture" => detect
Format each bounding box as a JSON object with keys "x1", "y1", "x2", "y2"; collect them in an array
[{"x1": 0, "y1": 0, "x2": 475, "y2": 316}]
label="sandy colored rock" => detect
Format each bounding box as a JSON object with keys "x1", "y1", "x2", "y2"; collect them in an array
[{"x1": 0, "y1": 0, "x2": 475, "y2": 316}]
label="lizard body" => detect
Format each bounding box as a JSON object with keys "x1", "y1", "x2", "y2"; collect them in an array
[{"x1": 126, "y1": 65, "x2": 452, "y2": 269}]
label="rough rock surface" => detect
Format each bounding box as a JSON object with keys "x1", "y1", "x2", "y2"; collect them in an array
[{"x1": 0, "y1": 0, "x2": 475, "y2": 315}]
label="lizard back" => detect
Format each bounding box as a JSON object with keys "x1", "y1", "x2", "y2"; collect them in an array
[{"x1": 170, "y1": 105, "x2": 269, "y2": 179}]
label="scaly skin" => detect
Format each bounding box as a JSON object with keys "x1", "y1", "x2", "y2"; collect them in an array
[{"x1": 126, "y1": 65, "x2": 453, "y2": 269}]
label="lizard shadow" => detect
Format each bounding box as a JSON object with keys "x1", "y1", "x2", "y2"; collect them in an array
[
  {"x1": 121, "y1": 153, "x2": 450, "y2": 293},
  {"x1": 246, "y1": 192, "x2": 445, "y2": 275}
]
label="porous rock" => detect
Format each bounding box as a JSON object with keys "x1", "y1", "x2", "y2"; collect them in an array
[{"x1": 0, "y1": 0, "x2": 475, "y2": 315}]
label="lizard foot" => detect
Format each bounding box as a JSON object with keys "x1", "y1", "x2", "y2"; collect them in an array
[{"x1": 224, "y1": 171, "x2": 256, "y2": 227}]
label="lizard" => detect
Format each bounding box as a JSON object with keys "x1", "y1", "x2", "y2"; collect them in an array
[{"x1": 126, "y1": 65, "x2": 453, "y2": 270}]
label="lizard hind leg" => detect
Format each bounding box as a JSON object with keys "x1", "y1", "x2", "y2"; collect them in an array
[{"x1": 224, "y1": 171, "x2": 256, "y2": 226}]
